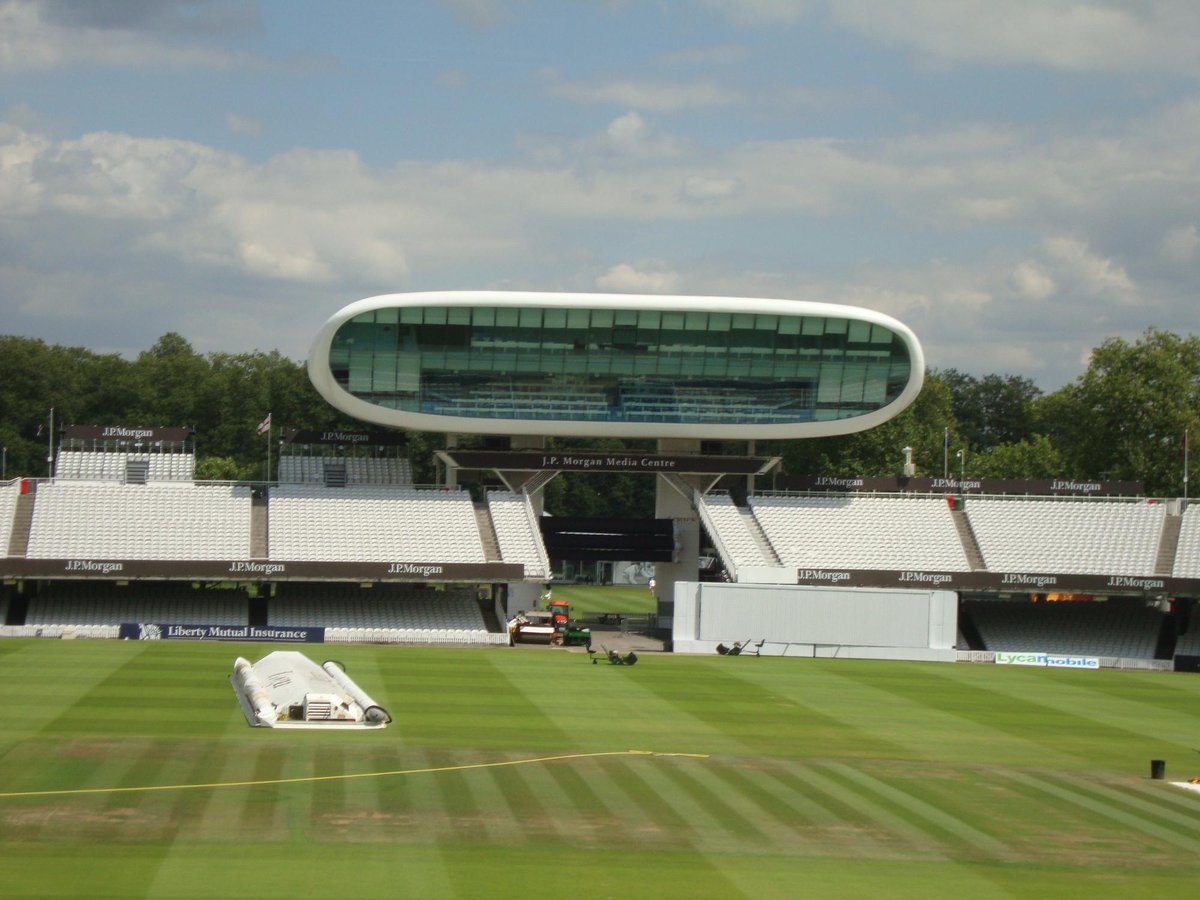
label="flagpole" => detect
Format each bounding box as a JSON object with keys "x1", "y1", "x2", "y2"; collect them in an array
[
  {"x1": 47, "y1": 406, "x2": 54, "y2": 478},
  {"x1": 1184, "y1": 427, "x2": 1189, "y2": 505},
  {"x1": 266, "y1": 413, "x2": 273, "y2": 484}
]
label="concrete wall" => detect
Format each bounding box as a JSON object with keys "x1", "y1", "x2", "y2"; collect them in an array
[{"x1": 672, "y1": 581, "x2": 958, "y2": 662}]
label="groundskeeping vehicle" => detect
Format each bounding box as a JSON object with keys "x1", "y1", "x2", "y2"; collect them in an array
[{"x1": 509, "y1": 600, "x2": 591, "y2": 648}]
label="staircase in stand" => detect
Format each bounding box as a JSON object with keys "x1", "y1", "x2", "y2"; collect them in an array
[
  {"x1": 7, "y1": 486, "x2": 35, "y2": 557},
  {"x1": 474, "y1": 502, "x2": 502, "y2": 562},
  {"x1": 950, "y1": 508, "x2": 987, "y2": 570},
  {"x1": 250, "y1": 494, "x2": 269, "y2": 559},
  {"x1": 1154, "y1": 512, "x2": 1182, "y2": 576},
  {"x1": 738, "y1": 507, "x2": 782, "y2": 566}
]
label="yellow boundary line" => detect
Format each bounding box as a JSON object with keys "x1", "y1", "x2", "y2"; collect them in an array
[{"x1": 0, "y1": 750, "x2": 709, "y2": 800}]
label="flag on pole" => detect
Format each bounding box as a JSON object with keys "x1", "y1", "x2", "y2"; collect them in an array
[{"x1": 256, "y1": 413, "x2": 272, "y2": 435}]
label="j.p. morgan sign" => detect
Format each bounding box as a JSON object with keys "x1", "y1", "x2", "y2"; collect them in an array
[
  {"x1": 790, "y1": 568, "x2": 1187, "y2": 595},
  {"x1": 1, "y1": 559, "x2": 525, "y2": 582}
]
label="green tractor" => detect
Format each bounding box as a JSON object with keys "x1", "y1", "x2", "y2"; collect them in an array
[{"x1": 549, "y1": 599, "x2": 592, "y2": 648}]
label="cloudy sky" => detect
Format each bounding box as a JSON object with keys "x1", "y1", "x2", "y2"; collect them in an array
[{"x1": 2, "y1": 0, "x2": 1198, "y2": 389}]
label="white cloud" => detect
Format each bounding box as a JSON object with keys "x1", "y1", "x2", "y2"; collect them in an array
[
  {"x1": 544, "y1": 70, "x2": 740, "y2": 112},
  {"x1": 828, "y1": 0, "x2": 1200, "y2": 76},
  {"x1": 442, "y1": 0, "x2": 511, "y2": 29},
  {"x1": 659, "y1": 44, "x2": 749, "y2": 67},
  {"x1": 1160, "y1": 223, "x2": 1199, "y2": 263},
  {"x1": 0, "y1": 0, "x2": 269, "y2": 72},
  {"x1": 1042, "y1": 235, "x2": 1136, "y2": 300},
  {"x1": 704, "y1": 0, "x2": 1200, "y2": 77},
  {"x1": 681, "y1": 175, "x2": 742, "y2": 204},
  {"x1": 601, "y1": 112, "x2": 685, "y2": 159},
  {"x1": 225, "y1": 113, "x2": 262, "y2": 137},
  {"x1": 595, "y1": 263, "x2": 682, "y2": 294},
  {"x1": 701, "y1": 0, "x2": 812, "y2": 26},
  {"x1": 1011, "y1": 262, "x2": 1056, "y2": 301},
  {"x1": 2, "y1": 81, "x2": 1198, "y2": 384}
]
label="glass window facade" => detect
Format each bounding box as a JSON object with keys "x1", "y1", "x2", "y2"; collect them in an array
[{"x1": 326, "y1": 305, "x2": 913, "y2": 427}]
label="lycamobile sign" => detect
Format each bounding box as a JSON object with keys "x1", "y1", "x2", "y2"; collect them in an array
[{"x1": 994, "y1": 651, "x2": 1099, "y2": 669}]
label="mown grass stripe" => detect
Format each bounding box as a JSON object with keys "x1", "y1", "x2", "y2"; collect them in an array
[
  {"x1": 687, "y1": 761, "x2": 839, "y2": 854},
  {"x1": 618, "y1": 760, "x2": 754, "y2": 854},
  {"x1": 163, "y1": 740, "x2": 236, "y2": 843},
  {"x1": 796, "y1": 764, "x2": 948, "y2": 859},
  {"x1": 486, "y1": 752, "x2": 556, "y2": 842},
  {"x1": 177, "y1": 742, "x2": 235, "y2": 842},
  {"x1": 436, "y1": 754, "x2": 516, "y2": 845},
  {"x1": 924, "y1": 666, "x2": 1200, "y2": 763},
  {"x1": 469, "y1": 753, "x2": 530, "y2": 844},
  {"x1": 707, "y1": 763, "x2": 825, "y2": 829},
  {"x1": 1127, "y1": 779, "x2": 1200, "y2": 815},
  {"x1": 429, "y1": 755, "x2": 490, "y2": 846},
  {"x1": 1057, "y1": 777, "x2": 1200, "y2": 835},
  {"x1": 0, "y1": 642, "x2": 139, "y2": 739},
  {"x1": 540, "y1": 754, "x2": 620, "y2": 824},
  {"x1": 1003, "y1": 771, "x2": 1200, "y2": 854},
  {"x1": 821, "y1": 762, "x2": 1016, "y2": 861},
  {"x1": 310, "y1": 745, "x2": 347, "y2": 837},
  {"x1": 237, "y1": 744, "x2": 290, "y2": 838},
  {"x1": 503, "y1": 752, "x2": 582, "y2": 843},
  {"x1": 822, "y1": 664, "x2": 1113, "y2": 768},
  {"x1": 744, "y1": 763, "x2": 860, "y2": 826},
  {"x1": 391, "y1": 747, "x2": 449, "y2": 844},
  {"x1": 586, "y1": 757, "x2": 698, "y2": 849},
  {"x1": 93, "y1": 740, "x2": 182, "y2": 838},
  {"x1": 636, "y1": 661, "x2": 910, "y2": 760},
  {"x1": 753, "y1": 763, "x2": 904, "y2": 859},
  {"x1": 721, "y1": 763, "x2": 892, "y2": 858},
  {"x1": 651, "y1": 759, "x2": 781, "y2": 850}
]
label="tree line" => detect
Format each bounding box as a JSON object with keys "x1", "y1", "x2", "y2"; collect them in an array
[{"x1": 1, "y1": 328, "x2": 1197, "y2": 512}]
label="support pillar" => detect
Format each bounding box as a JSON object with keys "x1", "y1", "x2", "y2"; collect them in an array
[{"x1": 654, "y1": 438, "x2": 702, "y2": 610}]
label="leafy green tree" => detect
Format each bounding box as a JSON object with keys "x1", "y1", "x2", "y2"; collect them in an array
[
  {"x1": 937, "y1": 369, "x2": 1042, "y2": 451},
  {"x1": 194, "y1": 455, "x2": 260, "y2": 482},
  {"x1": 128, "y1": 333, "x2": 212, "y2": 426},
  {"x1": 777, "y1": 372, "x2": 960, "y2": 479},
  {"x1": 970, "y1": 434, "x2": 1066, "y2": 479},
  {"x1": 1045, "y1": 328, "x2": 1200, "y2": 494}
]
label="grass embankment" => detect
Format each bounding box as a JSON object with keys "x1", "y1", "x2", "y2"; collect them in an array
[{"x1": 1, "y1": 639, "x2": 1199, "y2": 897}]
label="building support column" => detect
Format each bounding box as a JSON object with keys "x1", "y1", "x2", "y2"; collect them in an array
[{"x1": 654, "y1": 438, "x2": 702, "y2": 611}]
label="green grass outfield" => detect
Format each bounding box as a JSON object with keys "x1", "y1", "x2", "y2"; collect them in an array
[
  {"x1": 2, "y1": 639, "x2": 1200, "y2": 898},
  {"x1": 546, "y1": 583, "x2": 657, "y2": 615}
]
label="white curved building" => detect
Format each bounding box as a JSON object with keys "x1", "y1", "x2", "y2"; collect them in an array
[{"x1": 308, "y1": 291, "x2": 925, "y2": 439}]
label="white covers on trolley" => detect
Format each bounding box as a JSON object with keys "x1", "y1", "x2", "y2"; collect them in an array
[{"x1": 230, "y1": 650, "x2": 391, "y2": 729}]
